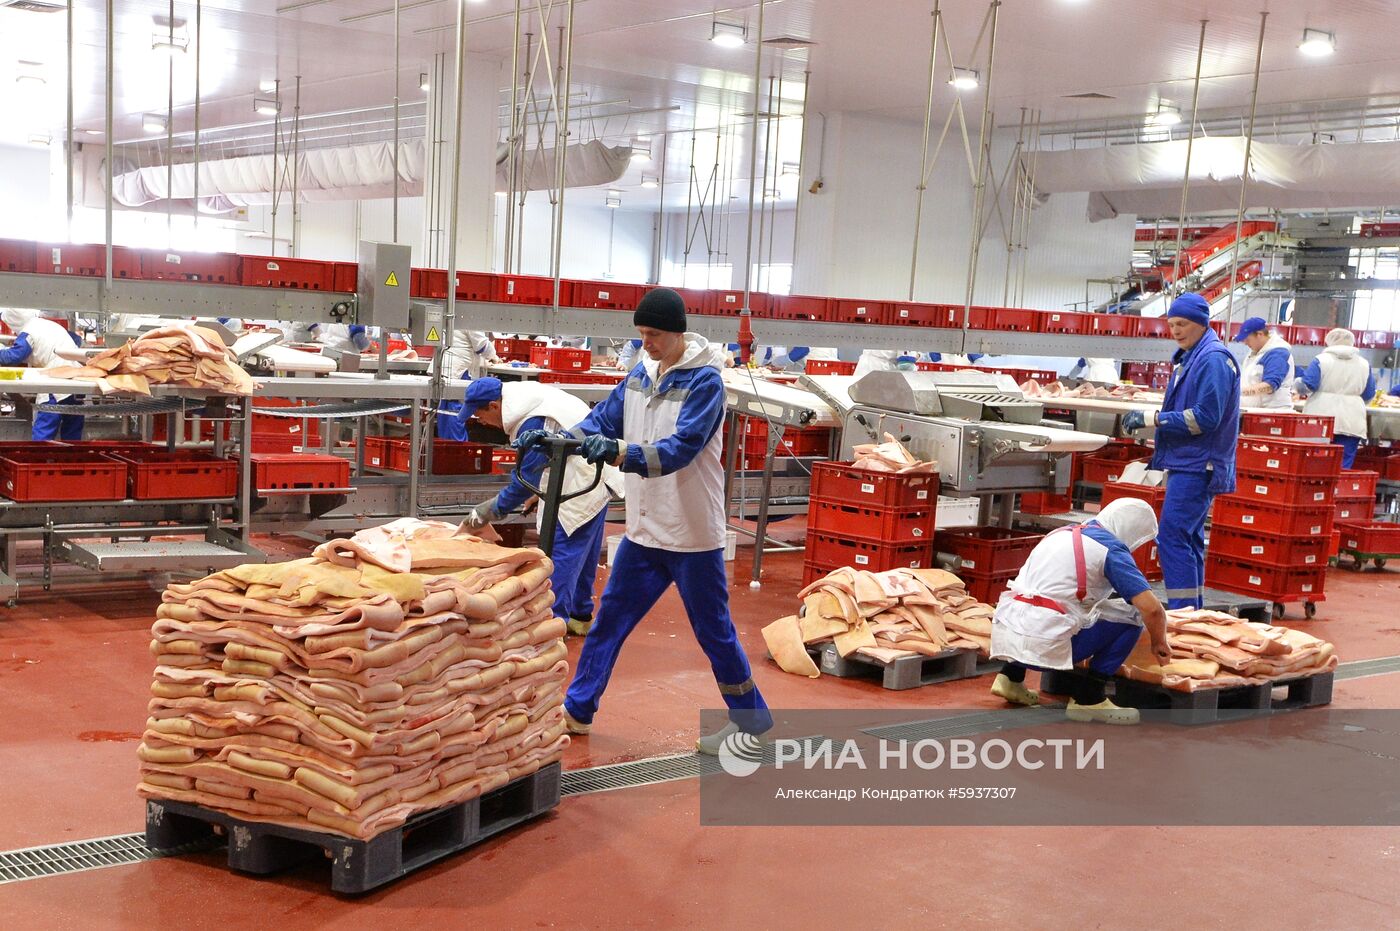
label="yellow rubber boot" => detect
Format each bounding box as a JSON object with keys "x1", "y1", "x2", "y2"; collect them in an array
[
  {"x1": 1065, "y1": 698, "x2": 1140, "y2": 725},
  {"x1": 990, "y1": 673, "x2": 1040, "y2": 707},
  {"x1": 566, "y1": 616, "x2": 593, "y2": 637},
  {"x1": 563, "y1": 708, "x2": 591, "y2": 735}
]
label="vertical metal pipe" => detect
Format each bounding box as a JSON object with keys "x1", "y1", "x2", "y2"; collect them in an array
[
  {"x1": 765, "y1": 59, "x2": 784, "y2": 290},
  {"x1": 166, "y1": 0, "x2": 175, "y2": 244},
  {"x1": 393, "y1": 0, "x2": 401, "y2": 242},
  {"x1": 515, "y1": 31, "x2": 534, "y2": 275},
  {"x1": 1002, "y1": 107, "x2": 1026, "y2": 308},
  {"x1": 962, "y1": 0, "x2": 1000, "y2": 327},
  {"x1": 1170, "y1": 19, "x2": 1209, "y2": 288},
  {"x1": 442, "y1": 0, "x2": 468, "y2": 389},
  {"x1": 755, "y1": 73, "x2": 775, "y2": 293},
  {"x1": 910, "y1": 3, "x2": 941, "y2": 301},
  {"x1": 1225, "y1": 11, "x2": 1268, "y2": 327},
  {"x1": 193, "y1": 0, "x2": 202, "y2": 232},
  {"x1": 503, "y1": 2, "x2": 522, "y2": 271},
  {"x1": 104, "y1": 0, "x2": 114, "y2": 291},
  {"x1": 548, "y1": 0, "x2": 578, "y2": 328},
  {"x1": 651, "y1": 134, "x2": 666, "y2": 283},
  {"x1": 271, "y1": 79, "x2": 280, "y2": 257},
  {"x1": 790, "y1": 68, "x2": 811, "y2": 283},
  {"x1": 740, "y1": 0, "x2": 767, "y2": 314},
  {"x1": 65, "y1": 0, "x2": 73, "y2": 240},
  {"x1": 291, "y1": 76, "x2": 302, "y2": 257}
]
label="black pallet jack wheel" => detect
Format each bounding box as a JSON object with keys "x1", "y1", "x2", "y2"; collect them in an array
[
  {"x1": 1348, "y1": 555, "x2": 1364, "y2": 572},
  {"x1": 1271, "y1": 602, "x2": 1285, "y2": 621},
  {"x1": 1304, "y1": 601, "x2": 1317, "y2": 620},
  {"x1": 1376, "y1": 558, "x2": 1388, "y2": 569}
]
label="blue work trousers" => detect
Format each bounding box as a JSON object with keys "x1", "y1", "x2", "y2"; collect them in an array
[
  {"x1": 1159, "y1": 469, "x2": 1213, "y2": 610},
  {"x1": 33, "y1": 396, "x2": 83, "y2": 441},
  {"x1": 1071, "y1": 620, "x2": 1143, "y2": 676},
  {"x1": 550, "y1": 509, "x2": 607, "y2": 621},
  {"x1": 564, "y1": 538, "x2": 772, "y2": 733},
  {"x1": 1333, "y1": 435, "x2": 1360, "y2": 470}
]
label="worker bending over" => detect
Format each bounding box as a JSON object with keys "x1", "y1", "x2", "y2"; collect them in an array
[
  {"x1": 444, "y1": 330, "x2": 503, "y2": 380},
  {"x1": 990, "y1": 499, "x2": 1170, "y2": 725},
  {"x1": 0, "y1": 308, "x2": 90, "y2": 440},
  {"x1": 1297, "y1": 327, "x2": 1375, "y2": 469},
  {"x1": 1122, "y1": 293, "x2": 1239, "y2": 610},
  {"x1": 1235, "y1": 316, "x2": 1295, "y2": 409},
  {"x1": 520, "y1": 288, "x2": 771, "y2": 753},
  {"x1": 460, "y1": 377, "x2": 623, "y2": 637}
]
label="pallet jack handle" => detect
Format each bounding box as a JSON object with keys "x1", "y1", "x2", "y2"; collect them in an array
[{"x1": 511, "y1": 435, "x2": 605, "y2": 557}]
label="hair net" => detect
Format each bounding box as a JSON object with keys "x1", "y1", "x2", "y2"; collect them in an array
[
  {"x1": 1325, "y1": 327, "x2": 1355, "y2": 347},
  {"x1": 1093, "y1": 498, "x2": 1158, "y2": 554},
  {"x1": 1, "y1": 308, "x2": 36, "y2": 330}
]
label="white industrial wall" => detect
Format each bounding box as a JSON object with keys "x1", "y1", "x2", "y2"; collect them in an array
[
  {"x1": 0, "y1": 144, "x2": 55, "y2": 241},
  {"x1": 656, "y1": 205, "x2": 797, "y2": 291},
  {"x1": 492, "y1": 194, "x2": 656, "y2": 283}
]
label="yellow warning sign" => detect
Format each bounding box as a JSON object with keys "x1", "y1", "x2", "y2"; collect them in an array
[
  {"x1": 425, "y1": 327, "x2": 440, "y2": 342},
  {"x1": 385, "y1": 271, "x2": 400, "y2": 287}
]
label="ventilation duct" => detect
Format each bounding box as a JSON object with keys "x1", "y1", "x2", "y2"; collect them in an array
[{"x1": 107, "y1": 138, "x2": 631, "y2": 211}]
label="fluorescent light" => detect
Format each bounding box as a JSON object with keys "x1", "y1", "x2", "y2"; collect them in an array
[
  {"x1": 949, "y1": 67, "x2": 980, "y2": 91},
  {"x1": 629, "y1": 137, "x2": 651, "y2": 162},
  {"x1": 15, "y1": 74, "x2": 45, "y2": 86},
  {"x1": 605, "y1": 194, "x2": 622, "y2": 208},
  {"x1": 1299, "y1": 28, "x2": 1335, "y2": 57},
  {"x1": 640, "y1": 174, "x2": 659, "y2": 189},
  {"x1": 151, "y1": 30, "x2": 188, "y2": 54},
  {"x1": 81, "y1": 129, "x2": 102, "y2": 136},
  {"x1": 419, "y1": 72, "x2": 430, "y2": 91},
  {"x1": 258, "y1": 79, "x2": 277, "y2": 93},
  {"x1": 142, "y1": 113, "x2": 168, "y2": 134},
  {"x1": 1147, "y1": 104, "x2": 1181, "y2": 127},
  {"x1": 780, "y1": 161, "x2": 799, "y2": 177},
  {"x1": 763, "y1": 189, "x2": 780, "y2": 201},
  {"x1": 27, "y1": 134, "x2": 50, "y2": 146},
  {"x1": 711, "y1": 20, "x2": 747, "y2": 48},
  {"x1": 254, "y1": 97, "x2": 280, "y2": 115}
]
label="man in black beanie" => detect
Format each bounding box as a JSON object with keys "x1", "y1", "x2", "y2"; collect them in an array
[{"x1": 515, "y1": 287, "x2": 772, "y2": 754}]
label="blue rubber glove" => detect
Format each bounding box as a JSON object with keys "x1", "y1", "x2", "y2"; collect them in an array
[
  {"x1": 460, "y1": 499, "x2": 503, "y2": 531},
  {"x1": 581, "y1": 434, "x2": 621, "y2": 465},
  {"x1": 349, "y1": 325, "x2": 371, "y2": 352},
  {"x1": 1122, "y1": 410, "x2": 1149, "y2": 433},
  {"x1": 514, "y1": 429, "x2": 552, "y2": 454}
]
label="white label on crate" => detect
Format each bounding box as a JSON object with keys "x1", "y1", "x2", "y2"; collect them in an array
[
  {"x1": 165, "y1": 253, "x2": 181, "y2": 264},
  {"x1": 508, "y1": 280, "x2": 517, "y2": 294},
  {"x1": 1270, "y1": 428, "x2": 1282, "y2": 435},
  {"x1": 913, "y1": 528, "x2": 924, "y2": 537},
  {"x1": 1311, "y1": 525, "x2": 1323, "y2": 535},
  {"x1": 1302, "y1": 584, "x2": 1314, "y2": 592},
  {"x1": 289, "y1": 425, "x2": 300, "y2": 433},
  {"x1": 857, "y1": 307, "x2": 868, "y2": 315},
  {"x1": 1051, "y1": 314, "x2": 1062, "y2": 321},
  {"x1": 1267, "y1": 459, "x2": 1280, "y2": 469},
  {"x1": 855, "y1": 554, "x2": 870, "y2": 566},
  {"x1": 911, "y1": 560, "x2": 923, "y2": 568},
  {"x1": 899, "y1": 308, "x2": 910, "y2": 317},
  {"x1": 598, "y1": 290, "x2": 610, "y2": 300},
  {"x1": 1348, "y1": 538, "x2": 1359, "y2": 548},
  {"x1": 963, "y1": 559, "x2": 977, "y2": 570},
  {"x1": 370, "y1": 457, "x2": 381, "y2": 466},
  {"x1": 1305, "y1": 555, "x2": 1317, "y2": 564},
  {"x1": 266, "y1": 261, "x2": 280, "y2": 271},
  {"x1": 1313, "y1": 492, "x2": 1326, "y2": 501},
  {"x1": 860, "y1": 483, "x2": 875, "y2": 494},
  {"x1": 725, "y1": 295, "x2": 738, "y2": 304},
  {"x1": 1242, "y1": 515, "x2": 1255, "y2": 524},
  {"x1": 1251, "y1": 545, "x2": 1264, "y2": 555},
  {"x1": 1255, "y1": 484, "x2": 1269, "y2": 495},
  {"x1": 1249, "y1": 575, "x2": 1263, "y2": 585},
  {"x1": 49, "y1": 248, "x2": 61, "y2": 264},
  {"x1": 916, "y1": 490, "x2": 929, "y2": 500},
  {"x1": 1109, "y1": 472, "x2": 1122, "y2": 481}
]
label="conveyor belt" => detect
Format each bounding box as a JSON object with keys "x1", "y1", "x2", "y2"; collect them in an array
[
  {"x1": 34, "y1": 396, "x2": 189, "y2": 416},
  {"x1": 250, "y1": 400, "x2": 410, "y2": 419}
]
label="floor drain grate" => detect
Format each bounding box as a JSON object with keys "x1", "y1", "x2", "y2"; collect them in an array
[
  {"x1": 562, "y1": 752, "x2": 715, "y2": 796},
  {"x1": 0, "y1": 832, "x2": 218, "y2": 884},
  {"x1": 1336, "y1": 655, "x2": 1400, "y2": 681}
]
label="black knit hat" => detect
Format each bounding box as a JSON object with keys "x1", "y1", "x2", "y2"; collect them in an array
[{"x1": 634, "y1": 288, "x2": 687, "y2": 333}]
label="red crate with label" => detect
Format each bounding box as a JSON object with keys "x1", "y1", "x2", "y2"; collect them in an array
[
  {"x1": 1291, "y1": 325, "x2": 1327, "y2": 347},
  {"x1": 1356, "y1": 330, "x2": 1395, "y2": 349},
  {"x1": 0, "y1": 238, "x2": 36, "y2": 273},
  {"x1": 1211, "y1": 496, "x2": 1334, "y2": 537},
  {"x1": 1336, "y1": 520, "x2": 1400, "y2": 556},
  {"x1": 1101, "y1": 481, "x2": 1166, "y2": 515},
  {"x1": 252, "y1": 453, "x2": 349, "y2": 491},
  {"x1": 1205, "y1": 558, "x2": 1326, "y2": 604},
  {"x1": 1353, "y1": 447, "x2": 1400, "y2": 481},
  {"x1": 1334, "y1": 469, "x2": 1379, "y2": 502},
  {"x1": 890, "y1": 302, "x2": 951, "y2": 326},
  {"x1": 572, "y1": 281, "x2": 645, "y2": 311},
  {"x1": 1087, "y1": 313, "x2": 1136, "y2": 337},
  {"x1": 1240, "y1": 411, "x2": 1334, "y2": 440},
  {"x1": 36, "y1": 242, "x2": 140, "y2": 279},
  {"x1": 110, "y1": 448, "x2": 238, "y2": 500},
  {"x1": 810, "y1": 462, "x2": 938, "y2": 509},
  {"x1": 986, "y1": 308, "x2": 1040, "y2": 331},
  {"x1": 240, "y1": 256, "x2": 335, "y2": 290},
  {"x1": 770, "y1": 295, "x2": 833, "y2": 321},
  {"x1": 1079, "y1": 453, "x2": 1151, "y2": 486},
  {"x1": 804, "y1": 359, "x2": 857, "y2": 375},
  {"x1": 1038, "y1": 311, "x2": 1090, "y2": 334},
  {"x1": 805, "y1": 531, "x2": 933, "y2": 573},
  {"x1": 454, "y1": 271, "x2": 495, "y2": 302},
  {"x1": 1209, "y1": 526, "x2": 1329, "y2": 568},
  {"x1": 809, "y1": 499, "x2": 936, "y2": 545},
  {"x1": 935, "y1": 526, "x2": 1043, "y2": 575},
  {"x1": 1334, "y1": 500, "x2": 1371, "y2": 523},
  {"x1": 0, "y1": 448, "x2": 128, "y2": 501},
  {"x1": 529, "y1": 346, "x2": 591, "y2": 372},
  {"x1": 496, "y1": 274, "x2": 567, "y2": 305},
  {"x1": 1235, "y1": 436, "x2": 1342, "y2": 478},
  {"x1": 140, "y1": 250, "x2": 241, "y2": 283},
  {"x1": 739, "y1": 430, "x2": 832, "y2": 458},
  {"x1": 1133, "y1": 541, "x2": 1162, "y2": 581},
  {"x1": 1234, "y1": 470, "x2": 1335, "y2": 506},
  {"x1": 1133, "y1": 316, "x2": 1171, "y2": 338},
  {"x1": 830, "y1": 299, "x2": 892, "y2": 325},
  {"x1": 493, "y1": 337, "x2": 535, "y2": 363},
  {"x1": 707, "y1": 290, "x2": 771, "y2": 317}
]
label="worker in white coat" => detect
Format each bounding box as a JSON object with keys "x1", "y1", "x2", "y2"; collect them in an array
[
  {"x1": 1296, "y1": 327, "x2": 1376, "y2": 469},
  {"x1": 1071, "y1": 357, "x2": 1121, "y2": 383},
  {"x1": 0, "y1": 308, "x2": 92, "y2": 440},
  {"x1": 442, "y1": 330, "x2": 502, "y2": 380},
  {"x1": 320, "y1": 323, "x2": 371, "y2": 354},
  {"x1": 1234, "y1": 316, "x2": 1295, "y2": 409},
  {"x1": 853, "y1": 348, "x2": 918, "y2": 378},
  {"x1": 459, "y1": 377, "x2": 623, "y2": 637},
  {"x1": 989, "y1": 498, "x2": 1170, "y2": 725}
]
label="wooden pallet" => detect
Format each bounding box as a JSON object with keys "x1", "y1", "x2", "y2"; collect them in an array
[
  {"x1": 805, "y1": 642, "x2": 1001, "y2": 691},
  {"x1": 144, "y1": 762, "x2": 561, "y2": 893},
  {"x1": 1038, "y1": 669, "x2": 1333, "y2": 726}
]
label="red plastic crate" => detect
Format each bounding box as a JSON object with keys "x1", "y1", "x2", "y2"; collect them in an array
[
  {"x1": 1038, "y1": 311, "x2": 1090, "y2": 334},
  {"x1": 1353, "y1": 447, "x2": 1400, "y2": 481},
  {"x1": 372, "y1": 437, "x2": 492, "y2": 475},
  {"x1": 829, "y1": 299, "x2": 892, "y2": 325},
  {"x1": 810, "y1": 462, "x2": 938, "y2": 509},
  {"x1": 572, "y1": 281, "x2": 644, "y2": 311},
  {"x1": 493, "y1": 337, "x2": 536, "y2": 363},
  {"x1": 36, "y1": 242, "x2": 140, "y2": 279},
  {"x1": 986, "y1": 308, "x2": 1040, "y2": 331},
  {"x1": 1209, "y1": 526, "x2": 1329, "y2": 568},
  {"x1": 497, "y1": 274, "x2": 568, "y2": 305},
  {"x1": 1079, "y1": 453, "x2": 1150, "y2": 486},
  {"x1": 1356, "y1": 330, "x2": 1395, "y2": 349},
  {"x1": 111, "y1": 448, "x2": 238, "y2": 500},
  {"x1": 963, "y1": 570, "x2": 1016, "y2": 605},
  {"x1": 804, "y1": 359, "x2": 857, "y2": 375},
  {"x1": 1101, "y1": 481, "x2": 1166, "y2": 515},
  {"x1": 802, "y1": 560, "x2": 843, "y2": 588},
  {"x1": 770, "y1": 295, "x2": 833, "y2": 321},
  {"x1": 0, "y1": 238, "x2": 36, "y2": 273},
  {"x1": 1211, "y1": 496, "x2": 1333, "y2": 538},
  {"x1": 492, "y1": 448, "x2": 517, "y2": 475},
  {"x1": 411, "y1": 268, "x2": 448, "y2": 298},
  {"x1": 240, "y1": 256, "x2": 335, "y2": 290},
  {"x1": 1205, "y1": 558, "x2": 1326, "y2": 603},
  {"x1": 889, "y1": 302, "x2": 952, "y2": 327},
  {"x1": 739, "y1": 431, "x2": 832, "y2": 458},
  {"x1": 1087, "y1": 313, "x2": 1135, "y2": 337},
  {"x1": 655, "y1": 287, "x2": 709, "y2": 316},
  {"x1": 529, "y1": 346, "x2": 591, "y2": 372},
  {"x1": 331, "y1": 262, "x2": 358, "y2": 293},
  {"x1": 1240, "y1": 411, "x2": 1334, "y2": 440},
  {"x1": 539, "y1": 371, "x2": 624, "y2": 385},
  {"x1": 252, "y1": 433, "x2": 300, "y2": 453},
  {"x1": 138, "y1": 250, "x2": 240, "y2": 284},
  {"x1": 809, "y1": 499, "x2": 936, "y2": 545},
  {"x1": 935, "y1": 526, "x2": 1043, "y2": 575},
  {"x1": 0, "y1": 448, "x2": 128, "y2": 501},
  {"x1": 1336, "y1": 520, "x2": 1400, "y2": 556},
  {"x1": 708, "y1": 290, "x2": 771, "y2": 317},
  {"x1": 1291, "y1": 325, "x2": 1327, "y2": 347},
  {"x1": 1018, "y1": 490, "x2": 1072, "y2": 515},
  {"x1": 1234, "y1": 469, "x2": 1335, "y2": 506},
  {"x1": 1235, "y1": 436, "x2": 1342, "y2": 478},
  {"x1": 805, "y1": 531, "x2": 933, "y2": 573},
  {"x1": 1335, "y1": 469, "x2": 1379, "y2": 502},
  {"x1": 1330, "y1": 528, "x2": 1342, "y2": 559},
  {"x1": 452, "y1": 270, "x2": 494, "y2": 302},
  {"x1": 252, "y1": 453, "x2": 349, "y2": 491},
  {"x1": 1334, "y1": 500, "x2": 1372, "y2": 523},
  {"x1": 1134, "y1": 316, "x2": 1172, "y2": 338},
  {"x1": 1133, "y1": 542, "x2": 1162, "y2": 581}
]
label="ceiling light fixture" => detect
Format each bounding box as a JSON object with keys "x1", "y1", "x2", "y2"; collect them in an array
[
  {"x1": 605, "y1": 191, "x2": 622, "y2": 208},
  {"x1": 81, "y1": 129, "x2": 102, "y2": 136},
  {"x1": 949, "y1": 67, "x2": 980, "y2": 91},
  {"x1": 419, "y1": 72, "x2": 430, "y2": 91},
  {"x1": 629, "y1": 137, "x2": 650, "y2": 162},
  {"x1": 1299, "y1": 28, "x2": 1336, "y2": 57},
  {"x1": 27, "y1": 134, "x2": 50, "y2": 146},
  {"x1": 151, "y1": 31, "x2": 188, "y2": 54},
  {"x1": 640, "y1": 174, "x2": 659, "y2": 189},
  {"x1": 258, "y1": 79, "x2": 277, "y2": 93},
  {"x1": 254, "y1": 96, "x2": 280, "y2": 115},
  {"x1": 15, "y1": 74, "x2": 45, "y2": 86},
  {"x1": 711, "y1": 20, "x2": 747, "y2": 48},
  {"x1": 1147, "y1": 103, "x2": 1182, "y2": 127},
  {"x1": 763, "y1": 188, "x2": 780, "y2": 201},
  {"x1": 142, "y1": 113, "x2": 168, "y2": 134},
  {"x1": 780, "y1": 161, "x2": 799, "y2": 177}
]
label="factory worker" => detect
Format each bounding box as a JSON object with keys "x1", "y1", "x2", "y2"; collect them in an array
[
  {"x1": 758, "y1": 345, "x2": 811, "y2": 371},
  {"x1": 1071, "y1": 358, "x2": 1121, "y2": 383},
  {"x1": 990, "y1": 498, "x2": 1170, "y2": 725},
  {"x1": 518, "y1": 288, "x2": 771, "y2": 752},
  {"x1": 853, "y1": 348, "x2": 902, "y2": 378},
  {"x1": 927, "y1": 351, "x2": 973, "y2": 367},
  {"x1": 443, "y1": 330, "x2": 502, "y2": 380},
  {"x1": 459, "y1": 377, "x2": 623, "y2": 637},
  {"x1": 436, "y1": 372, "x2": 474, "y2": 442},
  {"x1": 614, "y1": 338, "x2": 643, "y2": 371},
  {"x1": 0, "y1": 308, "x2": 92, "y2": 440},
  {"x1": 1235, "y1": 316, "x2": 1294, "y2": 409},
  {"x1": 1296, "y1": 327, "x2": 1375, "y2": 469},
  {"x1": 320, "y1": 323, "x2": 371, "y2": 354},
  {"x1": 1122, "y1": 293, "x2": 1240, "y2": 610}
]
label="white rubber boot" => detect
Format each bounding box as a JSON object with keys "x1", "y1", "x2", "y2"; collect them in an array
[
  {"x1": 563, "y1": 708, "x2": 591, "y2": 735},
  {"x1": 695, "y1": 721, "x2": 741, "y2": 756},
  {"x1": 990, "y1": 673, "x2": 1040, "y2": 707},
  {"x1": 1065, "y1": 698, "x2": 1140, "y2": 725}
]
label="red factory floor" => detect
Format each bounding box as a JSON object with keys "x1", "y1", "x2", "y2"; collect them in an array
[{"x1": 0, "y1": 536, "x2": 1398, "y2": 928}]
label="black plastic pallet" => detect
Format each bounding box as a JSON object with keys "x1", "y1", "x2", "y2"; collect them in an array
[
  {"x1": 806, "y1": 642, "x2": 1002, "y2": 691},
  {"x1": 144, "y1": 761, "x2": 561, "y2": 894},
  {"x1": 1038, "y1": 668, "x2": 1333, "y2": 726}
]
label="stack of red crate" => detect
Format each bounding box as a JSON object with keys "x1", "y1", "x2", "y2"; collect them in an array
[
  {"x1": 1333, "y1": 467, "x2": 1379, "y2": 527},
  {"x1": 1207, "y1": 435, "x2": 1341, "y2": 608},
  {"x1": 803, "y1": 462, "x2": 939, "y2": 585},
  {"x1": 1100, "y1": 481, "x2": 1166, "y2": 580},
  {"x1": 1121, "y1": 361, "x2": 1172, "y2": 389},
  {"x1": 1076, "y1": 439, "x2": 1151, "y2": 487},
  {"x1": 933, "y1": 526, "x2": 1043, "y2": 604},
  {"x1": 726, "y1": 416, "x2": 835, "y2": 471},
  {"x1": 1353, "y1": 445, "x2": 1400, "y2": 481}
]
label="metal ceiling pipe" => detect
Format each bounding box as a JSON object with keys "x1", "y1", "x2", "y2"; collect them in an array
[
  {"x1": 1225, "y1": 11, "x2": 1269, "y2": 328},
  {"x1": 740, "y1": 0, "x2": 767, "y2": 333},
  {"x1": 961, "y1": 0, "x2": 1001, "y2": 330},
  {"x1": 503, "y1": 2, "x2": 523, "y2": 273},
  {"x1": 393, "y1": 0, "x2": 401, "y2": 242},
  {"x1": 65, "y1": 0, "x2": 73, "y2": 240},
  {"x1": 1170, "y1": 19, "x2": 1209, "y2": 289},
  {"x1": 790, "y1": 66, "x2": 811, "y2": 284},
  {"x1": 104, "y1": 0, "x2": 114, "y2": 295},
  {"x1": 194, "y1": 0, "x2": 202, "y2": 230},
  {"x1": 910, "y1": 1, "x2": 941, "y2": 302},
  {"x1": 548, "y1": 0, "x2": 578, "y2": 330}
]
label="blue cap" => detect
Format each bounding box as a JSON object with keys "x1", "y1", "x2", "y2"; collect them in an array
[
  {"x1": 1234, "y1": 316, "x2": 1268, "y2": 341},
  {"x1": 458, "y1": 376, "x2": 503, "y2": 422},
  {"x1": 1167, "y1": 292, "x2": 1210, "y2": 327},
  {"x1": 789, "y1": 346, "x2": 810, "y2": 363}
]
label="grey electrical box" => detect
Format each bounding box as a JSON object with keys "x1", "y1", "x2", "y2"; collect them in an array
[
  {"x1": 407, "y1": 301, "x2": 446, "y2": 347},
  {"x1": 356, "y1": 241, "x2": 411, "y2": 328}
]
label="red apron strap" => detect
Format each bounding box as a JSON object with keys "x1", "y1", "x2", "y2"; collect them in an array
[{"x1": 1070, "y1": 524, "x2": 1088, "y2": 602}]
